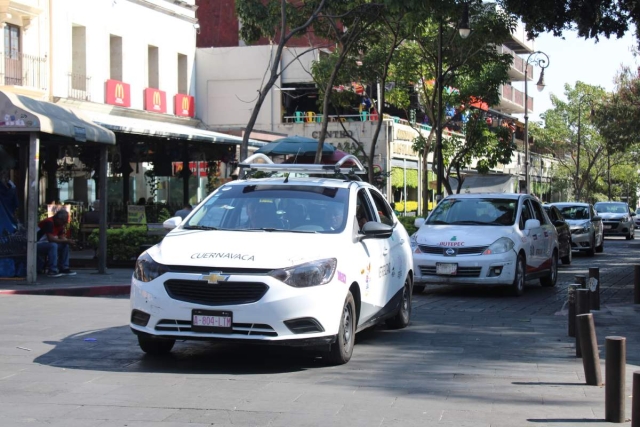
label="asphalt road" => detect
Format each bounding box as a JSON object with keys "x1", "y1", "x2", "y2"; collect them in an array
[{"x1": 0, "y1": 237, "x2": 639, "y2": 426}]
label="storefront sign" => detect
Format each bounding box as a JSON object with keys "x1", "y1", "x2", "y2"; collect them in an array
[
  {"x1": 144, "y1": 88, "x2": 167, "y2": 114},
  {"x1": 392, "y1": 141, "x2": 418, "y2": 157},
  {"x1": 105, "y1": 79, "x2": 131, "y2": 107},
  {"x1": 312, "y1": 130, "x2": 353, "y2": 139},
  {"x1": 174, "y1": 94, "x2": 195, "y2": 117},
  {"x1": 127, "y1": 205, "x2": 147, "y2": 224},
  {"x1": 394, "y1": 128, "x2": 419, "y2": 142},
  {"x1": 173, "y1": 161, "x2": 208, "y2": 178}
]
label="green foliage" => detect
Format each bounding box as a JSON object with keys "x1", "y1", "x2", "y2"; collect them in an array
[
  {"x1": 395, "y1": 200, "x2": 418, "y2": 213},
  {"x1": 391, "y1": 167, "x2": 419, "y2": 188},
  {"x1": 157, "y1": 208, "x2": 171, "y2": 223},
  {"x1": 397, "y1": 215, "x2": 418, "y2": 235},
  {"x1": 88, "y1": 226, "x2": 162, "y2": 262}
]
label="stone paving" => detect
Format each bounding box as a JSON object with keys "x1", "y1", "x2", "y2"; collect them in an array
[{"x1": 0, "y1": 238, "x2": 638, "y2": 426}]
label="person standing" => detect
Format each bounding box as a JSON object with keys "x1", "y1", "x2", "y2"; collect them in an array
[
  {"x1": 174, "y1": 204, "x2": 192, "y2": 220},
  {"x1": 36, "y1": 210, "x2": 76, "y2": 277}
]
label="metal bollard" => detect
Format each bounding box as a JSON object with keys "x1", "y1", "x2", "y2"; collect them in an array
[
  {"x1": 576, "y1": 289, "x2": 590, "y2": 357},
  {"x1": 606, "y1": 336, "x2": 626, "y2": 423},
  {"x1": 633, "y1": 371, "x2": 640, "y2": 427},
  {"x1": 576, "y1": 313, "x2": 602, "y2": 386},
  {"x1": 588, "y1": 267, "x2": 600, "y2": 310},
  {"x1": 635, "y1": 266, "x2": 640, "y2": 305},
  {"x1": 568, "y1": 284, "x2": 580, "y2": 337}
]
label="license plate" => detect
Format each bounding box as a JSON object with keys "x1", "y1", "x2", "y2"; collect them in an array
[
  {"x1": 436, "y1": 263, "x2": 457, "y2": 275},
  {"x1": 191, "y1": 309, "x2": 233, "y2": 333},
  {"x1": 604, "y1": 225, "x2": 612, "y2": 230}
]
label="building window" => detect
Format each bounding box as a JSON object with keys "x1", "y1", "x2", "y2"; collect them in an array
[
  {"x1": 177, "y1": 53, "x2": 187, "y2": 94},
  {"x1": 69, "y1": 25, "x2": 90, "y2": 99},
  {"x1": 148, "y1": 45, "x2": 159, "y2": 88},
  {"x1": 110, "y1": 35, "x2": 123, "y2": 81},
  {"x1": 3, "y1": 24, "x2": 21, "y2": 85}
]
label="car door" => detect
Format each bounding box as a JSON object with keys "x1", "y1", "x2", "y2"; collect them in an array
[
  {"x1": 590, "y1": 205, "x2": 603, "y2": 247},
  {"x1": 354, "y1": 188, "x2": 388, "y2": 324},
  {"x1": 519, "y1": 199, "x2": 542, "y2": 270},
  {"x1": 548, "y1": 206, "x2": 569, "y2": 257},
  {"x1": 530, "y1": 199, "x2": 555, "y2": 268},
  {"x1": 367, "y1": 188, "x2": 404, "y2": 302}
]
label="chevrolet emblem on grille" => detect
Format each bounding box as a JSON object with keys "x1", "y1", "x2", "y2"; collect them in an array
[{"x1": 201, "y1": 272, "x2": 229, "y2": 284}]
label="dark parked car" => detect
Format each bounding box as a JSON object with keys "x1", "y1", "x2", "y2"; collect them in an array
[{"x1": 543, "y1": 204, "x2": 572, "y2": 264}]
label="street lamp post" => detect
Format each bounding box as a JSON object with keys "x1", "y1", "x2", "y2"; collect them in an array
[
  {"x1": 435, "y1": 4, "x2": 470, "y2": 203},
  {"x1": 523, "y1": 51, "x2": 549, "y2": 195}
]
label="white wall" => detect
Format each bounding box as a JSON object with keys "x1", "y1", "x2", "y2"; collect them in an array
[
  {"x1": 196, "y1": 45, "x2": 319, "y2": 129},
  {"x1": 50, "y1": 0, "x2": 197, "y2": 111}
]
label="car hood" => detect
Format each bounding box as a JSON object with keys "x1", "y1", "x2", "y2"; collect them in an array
[
  {"x1": 598, "y1": 212, "x2": 628, "y2": 220},
  {"x1": 565, "y1": 219, "x2": 591, "y2": 227},
  {"x1": 415, "y1": 225, "x2": 519, "y2": 247},
  {"x1": 148, "y1": 229, "x2": 341, "y2": 268}
]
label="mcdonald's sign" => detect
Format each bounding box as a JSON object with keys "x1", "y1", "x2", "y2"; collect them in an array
[
  {"x1": 105, "y1": 79, "x2": 131, "y2": 107},
  {"x1": 174, "y1": 93, "x2": 195, "y2": 117},
  {"x1": 144, "y1": 88, "x2": 167, "y2": 114}
]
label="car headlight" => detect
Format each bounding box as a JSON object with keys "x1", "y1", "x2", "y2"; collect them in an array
[
  {"x1": 269, "y1": 258, "x2": 337, "y2": 288},
  {"x1": 575, "y1": 222, "x2": 590, "y2": 234},
  {"x1": 133, "y1": 252, "x2": 169, "y2": 282},
  {"x1": 410, "y1": 233, "x2": 419, "y2": 251},
  {"x1": 482, "y1": 237, "x2": 514, "y2": 255}
]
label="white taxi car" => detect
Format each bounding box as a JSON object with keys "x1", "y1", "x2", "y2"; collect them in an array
[
  {"x1": 130, "y1": 155, "x2": 413, "y2": 365},
  {"x1": 412, "y1": 193, "x2": 558, "y2": 296}
]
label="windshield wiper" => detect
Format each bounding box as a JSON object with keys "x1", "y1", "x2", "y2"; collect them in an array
[
  {"x1": 183, "y1": 225, "x2": 218, "y2": 230},
  {"x1": 427, "y1": 220, "x2": 450, "y2": 225},
  {"x1": 241, "y1": 228, "x2": 289, "y2": 232},
  {"x1": 450, "y1": 221, "x2": 488, "y2": 225}
]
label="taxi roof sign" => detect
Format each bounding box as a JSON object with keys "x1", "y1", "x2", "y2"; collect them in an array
[{"x1": 239, "y1": 154, "x2": 366, "y2": 176}]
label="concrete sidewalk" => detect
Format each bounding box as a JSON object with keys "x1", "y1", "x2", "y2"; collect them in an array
[{"x1": 0, "y1": 268, "x2": 132, "y2": 296}]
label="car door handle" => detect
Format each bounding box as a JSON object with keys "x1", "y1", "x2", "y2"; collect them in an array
[{"x1": 383, "y1": 247, "x2": 389, "y2": 255}]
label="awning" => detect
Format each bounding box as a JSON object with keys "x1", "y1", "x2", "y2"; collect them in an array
[
  {"x1": 83, "y1": 111, "x2": 264, "y2": 146},
  {"x1": 0, "y1": 91, "x2": 115, "y2": 144},
  {"x1": 450, "y1": 174, "x2": 517, "y2": 193}
]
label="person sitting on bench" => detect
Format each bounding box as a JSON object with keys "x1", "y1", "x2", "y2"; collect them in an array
[{"x1": 36, "y1": 210, "x2": 76, "y2": 277}]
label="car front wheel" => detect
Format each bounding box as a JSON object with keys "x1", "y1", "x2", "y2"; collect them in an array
[
  {"x1": 561, "y1": 242, "x2": 572, "y2": 264},
  {"x1": 137, "y1": 333, "x2": 175, "y2": 355},
  {"x1": 510, "y1": 253, "x2": 525, "y2": 296},
  {"x1": 540, "y1": 250, "x2": 558, "y2": 287},
  {"x1": 325, "y1": 292, "x2": 356, "y2": 365}
]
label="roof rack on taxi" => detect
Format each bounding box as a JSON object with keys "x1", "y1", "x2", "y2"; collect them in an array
[{"x1": 239, "y1": 153, "x2": 367, "y2": 177}]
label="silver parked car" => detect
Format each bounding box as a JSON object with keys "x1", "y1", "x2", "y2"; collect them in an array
[
  {"x1": 550, "y1": 203, "x2": 604, "y2": 256},
  {"x1": 593, "y1": 201, "x2": 635, "y2": 240}
]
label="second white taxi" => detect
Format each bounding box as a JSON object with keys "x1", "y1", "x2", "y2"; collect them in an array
[{"x1": 412, "y1": 193, "x2": 559, "y2": 296}]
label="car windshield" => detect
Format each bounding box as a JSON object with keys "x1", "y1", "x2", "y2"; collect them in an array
[
  {"x1": 184, "y1": 183, "x2": 349, "y2": 233},
  {"x1": 427, "y1": 198, "x2": 517, "y2": 226},
  {"x1": 556, "y1": 205, "x2": 590, "y2": 220},
  {"x1": 594, "y1": 203, "x2": 627, "y2": 214}
]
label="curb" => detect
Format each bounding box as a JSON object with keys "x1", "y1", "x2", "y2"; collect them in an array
[{"x1": 0, "y1": 284, "x2": 131, "y2": 297}]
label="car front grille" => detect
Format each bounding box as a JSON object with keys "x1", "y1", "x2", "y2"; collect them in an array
[
  {"x1": 164, "y1": 279, "x2": 268, "y2": 306},
  {"x1": 418, "y1": 245, "x2": 488, "y2": 256},
  {"x1": 419, "y1": 266, "x2": 482, "y2": 277},
  {"x1": 155, "y1": 319, "x2": 278, "y2": 336}
]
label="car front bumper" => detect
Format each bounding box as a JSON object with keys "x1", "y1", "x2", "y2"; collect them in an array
[
  {"x1": 602, "y1": 221, "x2": 632, "y2": 236},
  {"x1": 570, "y1": 230, "x2": 593, "y2": 251},
  {"x1": 413, "y1": 250, "x2": 517, "y2": 286},
  {"x1": 130, "y1": 272, "x2": 347, "y2": 343}
]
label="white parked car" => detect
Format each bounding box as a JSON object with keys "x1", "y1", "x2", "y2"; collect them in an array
[
  {"x1": 593, "y1": 201, "x2": 635, "y2": 240},
  {"x1": 549, "y1": 202, "x2": 604, "y2": 256},
  {"x1": 412, "y1": 193, "x2": 559, "y2": 296},
  {"x1": 130, "y1": 155, "x2": 413, "y2": 365}
]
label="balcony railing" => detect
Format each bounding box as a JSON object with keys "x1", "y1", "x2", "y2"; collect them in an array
[
  {"x1": 0, "y1": 52, "x2": 47, "y2": 89},
  {"x1": 68, "y1": 73, "x2": 91, "y2": 101}
]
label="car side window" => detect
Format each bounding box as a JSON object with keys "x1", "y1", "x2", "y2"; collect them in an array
[
  {"x1": 368, "y1": 189, "x2": 394, "y2": 226},
  {"x1": 356, "y1": 190, "x2": 375, "y2": 231},
  {"x1": 519, "y1": 199, "x2": 534, "y2": 230},
  {"x1": 546, "y1": 207, "x2": 558, "y2": 222},
  {"x1": 530, "y1": 200, "x2": 547, "y2": 224}
]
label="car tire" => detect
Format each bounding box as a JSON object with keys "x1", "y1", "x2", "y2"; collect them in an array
[
  {"x1": 627, "y1": 229, "x2": 634, "y2": 240},
  {"x1": 540, "y1": 250, "x2": 558, "y2": 287},
  {"x1": 595, "y1": 238, "x2": 604, "y2": 253},
  {"x1": 586, "y1": 234, "x2": 595, "y2": 257},
  {"x1": 510, "y1": 253, "x2": 525, "y2": 296},
  {"x1": 137, "y1": 333, "x2": 175, "y2": 355},
  {"x1": 325, "y1": 291, "x2": 356, "y2": 365},
  {"x1": 412, "y1": 283, "x2": 426, "y2": 294},
  {"x1": 386, "y1": 276, "x2": 412, "y2": 329},
  {"x1": 561, "y1": 244, "x2": 572, "y2": 264}
]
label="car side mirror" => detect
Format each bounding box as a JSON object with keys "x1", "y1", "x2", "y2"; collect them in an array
[
  {"x1": 360, "y1": 221, "x2": 393, "y2": 239},
  {"x1": 414, "y1": 218, "x2": 425, "y2": 228},
  {"x1": 524, "y1": 219, "x2": 541, "y2": 230},
  {"x1": 631, "y1": 212, "x2": 637, "y2": 217},
  {"x1": 592, "y1": 216, "x2": 602, "y2": 222},
  {"x1": 552, "y1": 219, "x2": 565, "y2": 227},
  {"x1": 163, "y1": 216, "x2": 183, "y2": 230}
]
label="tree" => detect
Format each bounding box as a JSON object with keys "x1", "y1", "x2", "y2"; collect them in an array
[
  {"x1": 497, "y1": 0, "x2": 639, "y2": 45},
  {"x1": 236, "y1": 0, "x2": 330, "y2": 162},
  {"x1": 532, "y1": 82, "x2": 609, "y2": 201},
  {"x1": 384, "y1": 1, "x2": 517, "y2": 208}
]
